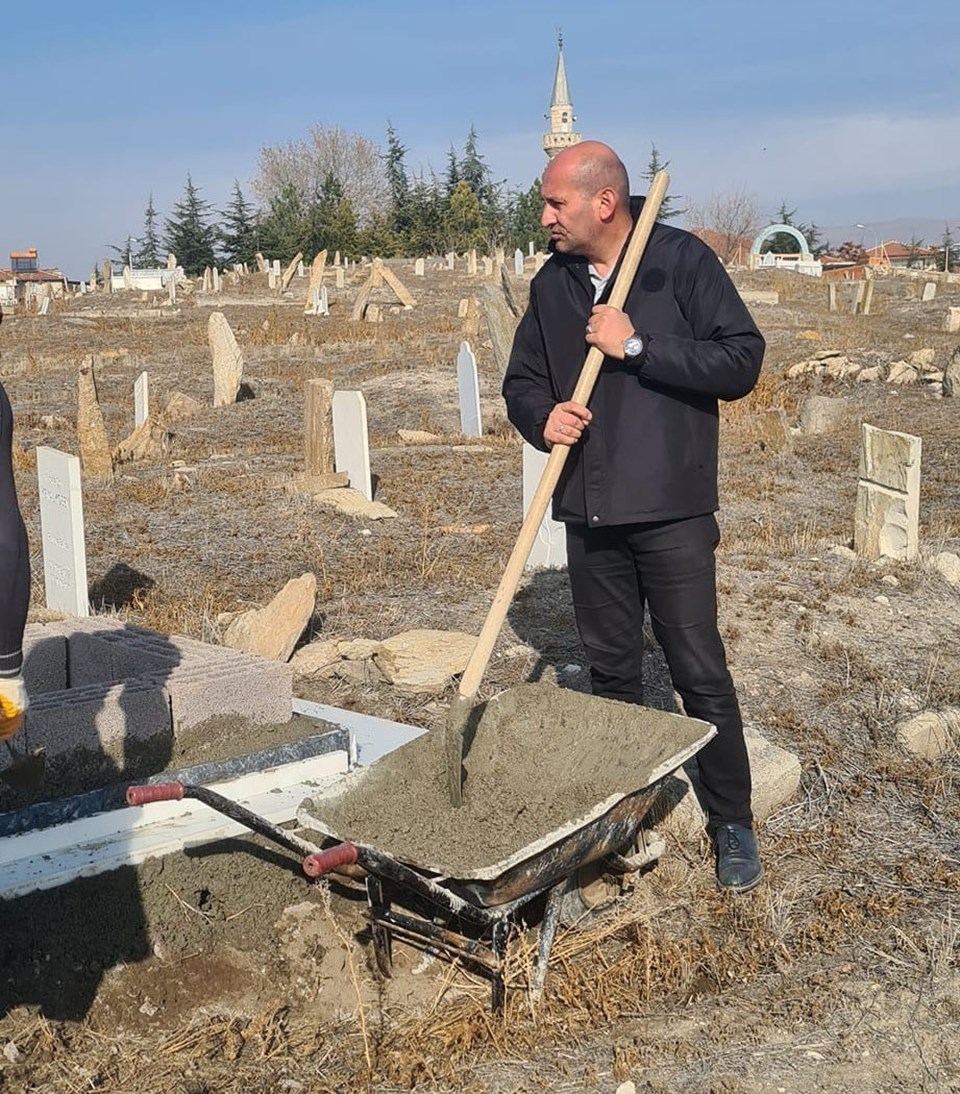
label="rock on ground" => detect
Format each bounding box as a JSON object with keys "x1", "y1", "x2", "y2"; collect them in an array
[
  {"x1": 373, "y1": 628, "x2": 477, "y2": 695},
  {"x1": 313, "y1": 487, "x2": 397, "y2": 520},
  {"x1": 289, "y1": 639, "x2": 340, "y2": 678},
  {"x1": 223, "y1": 573, "x2": 317, "y2": 661},
  {"x1": 896, "y1": 708, "x2": 960, "y2": 759},
  {"x1": 929, "y1": 552, "x2": 960, "y2": 587}
]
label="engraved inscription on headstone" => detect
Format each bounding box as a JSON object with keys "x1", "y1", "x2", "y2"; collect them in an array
[{"x1": 37, "y1": 447, "x2": 90, "y2": 617}]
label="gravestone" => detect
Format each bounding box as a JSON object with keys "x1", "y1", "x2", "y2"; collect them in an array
[
  {"x1": 281, "y1": 252, "x2": 303, "y2": 292},
  {"x1": 456, "y1": 341, "x2": 482, "y2": 437},
  {"x1": 202, "y1": 268, "x2": 212, "y2": 292},
  {"x1": 317, "y1": 285, "x2": 329, "y2": 316},
  {"x1": 102, "y1": 260, "x2": 113, "y2": 295},
  {"x1": 415, "y1": 258, "x2": 425, "y2": 276},
  {"x1": 297, "y1": 259, "x2": 305, "y2": 278},
  {"x1": 122, "y1": 266, "x2": 133, "y2": 290},
  {"x1": 38, "y1": 298, "x2": 50, "y2": 316},
  {"x1": 854, "y1": 423, "x2": 920, "y2": 562},
  {"x1": 209, "y1": 312, "x2": 244, "y2": 407},
  {"x1": 305, "y1": 378, "x2": 334, "y2": 477},
  {"x1": 272, "y1": 259, "x2": 281, "y2": 277},
  {"x1": 944, "y1": 307, "x2": 960, "y2": 333},
  {"x1": 37, "y1": 447, "x2": 90, "y2": 617},
  {"x1": 212, "y1": 266, "x2": 221, "y2": 293},
  {"x1": 304, "y1": 249, "x2": 328, "y2": 314},
  {"x1": 467, "y1": 250, "x2": 478, "y2": 276},
  {"x1": 268, "y1": 269, "x2": 277, "y2": 290},
  {"x1": 333, "y1": 390, "x2": 372, "y2": 501},
  {"x1": 167, "y1": 272, "x2": 177, "y2": 305},
  {"x1": 166, "y1": 254, "x2": 177, "y2": 270},
  {"x1": 826, "y1": 283, "x2": 837, "y2": 312},
  {"x1": 77, "y1": 358, "x2": 113, "y2": 479},
  {"x1": 134, "y1": 371, "x2": 149, "y2": 428},
  {"x1": 336, "y1": 267, "x2": 345, "y2": 289},
  {"x1": 446, "y1": 252, "x2": 455, "y2": 270},
  {"x1": 922, "y1": 281, "x2": 937, "y2": 302},
  {"x1": 255, "y1": 252, "x2": 267, "y2": 273},
  {"x1": 334, "y1": 250, "x2": 341, "y2": 266},
  {"x1": 514, "y1": 249, "x2": 524, "y2": 276},
  {"x1": 523, "y1": 443, "x2": 567, "y2": 570},
  {"x1": 482, "y1": 257, "x2": 493, "y2": 277},
  {"x1": 528, "y1": 241, "x2": 535, "y2": 257}
]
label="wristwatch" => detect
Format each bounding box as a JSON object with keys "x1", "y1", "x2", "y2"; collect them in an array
[{"x1": 623, "y1": 333, "x2": 644, "y2": 360}]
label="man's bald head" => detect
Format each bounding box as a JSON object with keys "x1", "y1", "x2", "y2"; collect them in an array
[{"x1": 546, "y1": 141, "x2": 630, "y2": 208}]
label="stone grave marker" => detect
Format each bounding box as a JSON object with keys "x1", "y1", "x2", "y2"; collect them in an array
[
  {"x1": 854, "y1": 423, "x2": 920, "y2": 562},
  {"x1": 482, "y1": 257, "x2": 493, "y2": 276},
  {"x1": 334, "y1": 250, "x2": 341, "y2": 266},
  {"x1": 467, "y1": 250, "x2": 478, "y2": 276},
  {"x1": 272, "y1": 259, "x2": 281, "y2": 277},
  {"x1": 134, "y1": 371, "x2": 149, "y2": 428},
  {"x1": 944, "y1": 307, "x2": 960, "y2": 333},
  {"x1": 446, "y1": 252, "x2": 455, "y2": 270},
  {"x1": 166, "y1": 254, "x2": 177, "y2": 270},
  {"x1": 457, "y1": 341, "x2": 482, "y2": 437},
  {"x1": 317, "y1": 285, "x2": 329, "y2": 316},
  {"x1": 102, "y1": 260, "x2": 113, "y2": 295},
  {"x1": 333, "y1": 390, "x2": 372, "y2": 501},
  {"x1": 255, "y1": 252, "x2": 267, "y2": 273},
  {"x1": 514, "y1": 248, "x2": 524, "y2": 276},
  {"x1": 415, "y1": 258, "x2": 425, "y2": 276},
  {"x1": 38, "y1": 298, "x2": 50, "y2": 316},
  {"x1": 202, "y1": 267, "x2": 212, "y2": 292},
  {"x1": 167, "y1": 272, "x2": 177, "y2": 305},
  {"x1": 305, "y1": 378, "x2": 334, "y2": 477},
  {"x1": 826, "y1": 283, "x2": 837, "y2": 312},
  {"x1": 37, "y1": 446, "x2": 90, "y2": 617},
  {"x1": 297, "y1": 259, "x2": 305, "y2": 277},
  {"x1": 528, "y1": 241, "x2": 535, "y2": 257},
  {"x1": 77, "y1": 358, "x2": 113, "y2": 479},
  {"x1": 304, "y1": 249, "x2": 328, "y2": 313},
  {"x1": 209, "y1": 312, "x2": 244, "y2": 407},
  {"x1": 922, "y1": 281, "x2": 937, "y2": 302},
  {"x1": 122, "y1": 266, "x2": 133, "y2": 290},
  {"x1": 212, "y1": 266, "x2": 221, "y2": 293},
  {"x1": 336, "y1": 267, "x2": 345, "y2": 289},
  {"x1": 523, "y1": 443, "x2": 567, "y2": 569},
  {"x1": 268, "y1": 269, "x2": 277, "y2": 290}
]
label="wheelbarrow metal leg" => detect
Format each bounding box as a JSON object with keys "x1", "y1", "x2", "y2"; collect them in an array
[
  {"x1": 366, "y1": 875, "x2": 393, "y2": 978},
  {"x1": 491, "y1": 920, "x2": 508, "y2": 1013},
  {"x1": 530, "y1": 880, "x2": 566, "y2": 1004}
]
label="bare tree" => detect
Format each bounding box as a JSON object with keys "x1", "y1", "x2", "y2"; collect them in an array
[
  {"x1": 253, "y1": 124, "x2": 389, "y2": 226},
  {"x1": 686, "y1": 189, "x2": 763, "y2": 266}
]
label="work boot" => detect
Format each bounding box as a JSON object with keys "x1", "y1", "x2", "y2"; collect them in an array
[{"x1": 713, "y1": 823, "x2": 763, "y2": 894}]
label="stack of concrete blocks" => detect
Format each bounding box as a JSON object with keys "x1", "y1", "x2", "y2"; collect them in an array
[
  {"x1": 854, "y1": 423, "x2": 920, "y2": 561},
  {"x1": 21, "y1": 618, "x2": 293, "y2": 786}
]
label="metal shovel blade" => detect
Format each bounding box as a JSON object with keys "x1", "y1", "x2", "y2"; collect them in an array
[{"x1": 1, "y1": 739, "x2": 47, "y2": 792}]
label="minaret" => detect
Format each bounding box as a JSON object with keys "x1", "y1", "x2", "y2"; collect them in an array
[{"x1": 543, "y1": 32, "x2": 581, "y2": 159}]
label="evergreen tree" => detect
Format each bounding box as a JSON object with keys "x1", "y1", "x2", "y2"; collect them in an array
[
  {"x1": 163, "y1": 174, "x2": 218, "y2": 274},
  {"x1": 405, "y1": 170, "x2": 446, "y2": 255},
  {"x1": 219, "y1": 181, "x2": 259, "y2": 267},
  {"x1": 444, "y1": 146, "x2": 461, "y2": 199},
  {"x1": 135, "y1": 194, "x2": 162, "y2": 266},
  {"x1": 641, "y1": 144, "x2": 685, "y2": 221},
  {"x1": 444, "y1": 180, "x2": 486, "y2": 252},
  {"x1": 258, "y1": 183, "x2": 307, "y2": 260},
  {"x1": 384, "y1": 123, "x2": 412, "y2": 239},
  {"x1": 304, "y1": 172, "x2": 359, "y2": 258},
  {"x1": 763, "y1": 203, "x2": 823, "y2": 256},
  {"x1": 506, "y1": 178, "x2": 549, "y2": 251},
  {"x1": 935, "y1": 225, "x2": 958, "y2": 273}
]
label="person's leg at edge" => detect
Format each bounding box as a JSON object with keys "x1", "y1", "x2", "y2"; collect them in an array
[{"x1": 632, "y1": 514, "x2": 762, "y2": 892}]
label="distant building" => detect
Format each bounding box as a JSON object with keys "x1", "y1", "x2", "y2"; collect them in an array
[
  {"x1": 865, "y1": 241, "x2": 938, "y2": 270},
  {"x1": 0, "y1": 248, "x2": 66, "y2": 306},
  {"x1": 543, "y1": 33, "x2": 581, "y2": 160}
]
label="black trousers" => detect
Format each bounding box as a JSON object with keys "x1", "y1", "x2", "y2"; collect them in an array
[{"x1": 565, "y1": 513, "x2": 752, "y2": 827}]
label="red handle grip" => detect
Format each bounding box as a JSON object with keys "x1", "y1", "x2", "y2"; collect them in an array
[
  {"x1": 302, "y1": 843, "x2": 359, "y2": 878},
  {"x1": 126, "y1": 782, "x2": 186, "y2": 806}
]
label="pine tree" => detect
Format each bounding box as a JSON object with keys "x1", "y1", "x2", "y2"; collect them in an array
[
  {"x1": 304, "y1": 172, "x2": 359, "y2": 258},
  {"x1": 641, "y1": 144, "x2": 685, "y2": 221},
  {"x1": 507, "y1": 179, "x2": 549, "y2": 251},
  {"x1": 444, "y1": 146, "x2": 461, "y2": 199},
  {"x1": 163, "y1": 175, "x2": 218, "y2": 274},
  {"x1": 219, "y1": 181, "x2": 258, "y2": 267},
  {"x1": 458, "y1": 126, "x2": 506, "y2": 246},
  {"x1": 384, "y1": 123, "x2": 411, "y2": 239},
  {"x1": 135, "y1": 194, "x2": 162, "y2": 266},
  {"x1": 258, "y1": 184, "x2": 307, "y2": 260},
  {"x1": 444, "y1": 180, "x2": 486, "y2": 252}
]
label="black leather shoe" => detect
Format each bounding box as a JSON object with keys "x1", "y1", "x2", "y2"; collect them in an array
[{"x1": 714, "y1": 823, "x2": 763, "y2": 893}]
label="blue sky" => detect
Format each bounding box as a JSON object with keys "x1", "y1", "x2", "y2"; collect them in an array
[{"x1": 2, "y1": 0, "x2": 958, "y2": 278}]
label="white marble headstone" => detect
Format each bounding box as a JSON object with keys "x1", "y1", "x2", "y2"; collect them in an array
[
  {"x1": 167, "y1": 273, "x2": 177, "y2": 305},
  {"x1": 514, "y1": 249, "x2": 524, "y2": 276},
  {"x1": 37, "y1": 447, "x2": 90, "y2": 616},
  {"x1": 272, "y1": 259, "x2": 281, "y2": 276},
  {"x1": 446, "y1": 252, "x2": 455, "y2": 270},
  {"x1": 335, "y1": 267, "x2": 345, "y2": 289},
  {"x1": 528, "y1": 241, "x2": 535, "y2": 257},
  {"x1": 456, "y1": 341, "x2": 482, "y2": 438},
  {"x1": 319, "y1": 285, "x2": 329, "y2": 316},
  {"x1": 332, "y1": 390, "x2": 372, "y2": 500},
  {"x1": 134, "y1": 371, "x2": 149, "y2": 427},
  {"x1": 415, "y1": 258, "x2": 425, "y2": 276},
  {"x1": 522, "y1": 443, "x2": 567, "y2": 570}
]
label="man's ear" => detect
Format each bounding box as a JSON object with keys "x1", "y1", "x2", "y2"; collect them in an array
[{"x1": 596, "y1": 187, "x2": 619, "y2": 223}]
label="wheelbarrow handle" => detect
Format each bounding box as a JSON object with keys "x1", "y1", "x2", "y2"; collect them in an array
[
  {"x1": 303, "y1": 843, "x2": 359, "y2": 878},
  {"x1": 126, "y1": 781, "x2": 185, "y2": 805}
]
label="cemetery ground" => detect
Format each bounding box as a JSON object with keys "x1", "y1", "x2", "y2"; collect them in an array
[{"x1": 1, "y1": 262, "x2": 959, "y2": 1092}]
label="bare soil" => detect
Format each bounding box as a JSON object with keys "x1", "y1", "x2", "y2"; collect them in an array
[{"x1": 0, "y1": 264, "x2": 959, "y2": 1092}]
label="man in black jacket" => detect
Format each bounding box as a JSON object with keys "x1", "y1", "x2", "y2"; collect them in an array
[
  {"x1": 0, "y1": 304, "x2": 30, "y2": 742},
  {"x1": 503, "y1": 141, "x2": 765, "y2": 892}
]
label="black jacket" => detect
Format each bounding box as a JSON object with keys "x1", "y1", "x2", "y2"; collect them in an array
[
  {"x1": 502, "y1": 205, "x2": 764, "y2": 526},
  {"x1": 0, "y1": 381, "x2": 29, "y2": 677}
]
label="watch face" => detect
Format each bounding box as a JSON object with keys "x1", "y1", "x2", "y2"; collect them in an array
[{"x1": 624, "y1": 336, "x2": 643, "y2": 358}]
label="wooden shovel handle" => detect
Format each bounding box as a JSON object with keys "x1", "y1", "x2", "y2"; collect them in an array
[{"x1": 457, "y1": 171, "x2": 670, "y2": 702}]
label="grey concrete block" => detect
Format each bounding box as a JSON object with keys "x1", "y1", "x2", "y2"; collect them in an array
[
  {"x1": 21, "y1": 633, "x2": 68, "y2": 694},
  {"x1": 67, "y1": 631, "x2": 180, "y2": 686},
  {"x1": 163, "y1": 661, "x2": 293, "y2": 734},
  {"x1": 28, "y1": 680, "x2": 172, "y2": 774}
]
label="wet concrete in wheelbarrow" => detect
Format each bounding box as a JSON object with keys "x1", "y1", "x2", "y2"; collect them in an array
[{"x1": 301, "y1": 683, "x2": 714, "y2": 877}]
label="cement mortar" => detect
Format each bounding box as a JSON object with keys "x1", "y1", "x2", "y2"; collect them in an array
[{"x1": 304, "y1": 683, "x2": 712, "y2": 876}]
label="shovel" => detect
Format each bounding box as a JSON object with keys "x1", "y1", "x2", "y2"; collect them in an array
[
  {"x1": 445, "y1": 171, "x2": 671, "y2": 805},
  {"x1": 1, "y1": 737, "x2": 46, "y2": 792}
]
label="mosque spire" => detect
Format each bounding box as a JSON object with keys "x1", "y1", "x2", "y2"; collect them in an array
[{"x1": 543, "y1": 30, "x2": 581, "y2": 159}]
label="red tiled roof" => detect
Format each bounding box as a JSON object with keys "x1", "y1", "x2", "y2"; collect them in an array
[
  {"x1": 0, "y1": 268, "x2": 64, "y2": 282},
  {"x1": 866, "y1": 241, "x2": 937, "y2": 260}
]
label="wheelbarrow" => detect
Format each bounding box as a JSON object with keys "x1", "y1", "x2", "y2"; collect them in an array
[{"x1": 128, "y1": 685, "x2": 715, "y2": 1011}]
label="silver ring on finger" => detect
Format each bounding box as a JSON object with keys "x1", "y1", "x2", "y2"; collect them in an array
[
  {"x1": 558, "y1": 423, "x2": 565, "y2": 434},
  {"x1": 586, "y1": 324, "x2": 593, "y2": 334}
]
